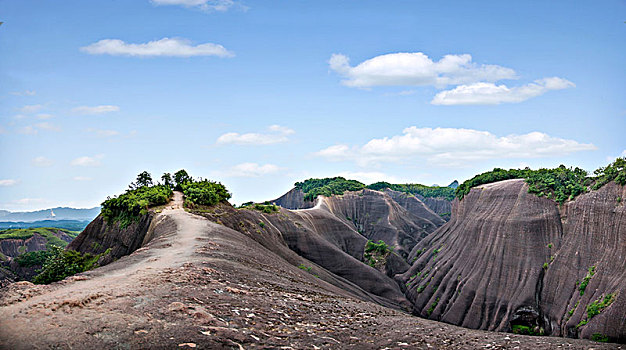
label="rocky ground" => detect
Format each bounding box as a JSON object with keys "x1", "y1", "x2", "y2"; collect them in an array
[{"x1": 0, "y1": 194, "x2": 621, "y2": 349}]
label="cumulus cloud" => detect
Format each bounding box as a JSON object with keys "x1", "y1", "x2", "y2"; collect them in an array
[
  {"x1": 150, "y1": 0, "x2": 241, "y2": 12},
  {"x1": 0, "y1": 179, "x2": 19, "y2": 187},
  {"x1": 431, "y1": 77, "x2": 575, "y2": 105},
  {"x1": 17, "y1": 122, "x2": 61, "y2": 134},
  {"x1": 329, "y1": 52, "x2": 517, "y2": 88},
  {"x1": 70, "y1": 155, "x2": 103, "y2": 167},
  {"x1": 33, "y1": 122, "x2": 61, "y2": 132},
  {"x1": 32, "y1": 156, "x2": 54, "y2": 167},
  {"x1": 17, "y1": 126, "x2": 38, "y2": 135},
  {"x1": 81, "y1": 37, "x2": 234, "y2": 58},
  {"x1": 11, "y1": 90, "x2": 36, "y2": 96},
  {"x1": 217, "y1": 125, "x2": 295, "y2": 145},
  {"x1": 336, "y1": 171, "x2": 404, "y2": 185},
  {"x1": 72, "y1": 105, "x2": 120, "y2": 115},
  {"x1": 224, "y1": 163, "x2": 281, "y2": 177},
  {"x1": 36, "y1": 113, "x2": 54, "y2": 120},
  {"x1": 315, "y1": 127, "x2": 597, "y2": 168},
  {"x1": 18, "y1": 104, "x2": 43, "y2": 114},
  {"x1": 86, "y1": 128, "x2": 120, "y2": 137}
]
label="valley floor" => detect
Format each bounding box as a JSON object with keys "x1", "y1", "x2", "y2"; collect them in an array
[{"x1": 0, "y1": 195, "x2": 621, "y2": 349}]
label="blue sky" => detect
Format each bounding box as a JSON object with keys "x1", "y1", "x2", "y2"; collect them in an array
[{"x1": 0, "y1": 0, "x2": 624, "y2": 210}]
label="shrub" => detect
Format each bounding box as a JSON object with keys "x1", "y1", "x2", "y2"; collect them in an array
[
  {"x1": 426, "y1": 297, "x2": 439, "y2": 316},
  {"x1": 367, "y1": 182, "x2": 455, "y2": 201},
  {"x1": 586, "y1": 294, "x2": 615, "y2": 319},
  {"x1": 240, "y1": 202, "x2": 279, "y2": 213},
  {"x1": 295, "y1": 177, "x2": 365, "y2": 202},
  {"x1": 15, "y1": 250, "x2": 55, "y2": 267},
  {"x1": 101, "y1": 185, "x2": 173, "y2": 228},
  {"x1": 365, "y1": 240, "x2": 393, "y2": 254},
  {"x1": 591, "y1": 333, "x2": 609, "y2": 343},
  {"x1": 579, "y1": 266, "x2": 596, "y2": 296},
  {"x1": 33, "y1": 246, "x2": 109, "y2": 284},
  {"x1": 512, "y1": 325, "x2": 542, "y2": 336},
  {"x1": 543, "y1": 262, "x2": 549, "y2": 270},
  {"x1": 182, "y1": 180, "x2": 230, "y2": 206},
  {"x1": 456, "y1": 158, "x2": 626, "y2": 203}
]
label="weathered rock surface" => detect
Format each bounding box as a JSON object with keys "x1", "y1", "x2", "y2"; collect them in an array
[
  {"x1": 68, "y1": 213, "x2": 155, "y2": 265},
  {"x1": 400, "y1": 179, "x2": 626, "y2": 342},
  {"x1": 271, "y1": 187, "x2": 314, "y2": 210},
  {"x1": 0, "y1": 193, "x2": 619, "y2": 349},
  {"x1": 0, "y1": 229, "x2": 74, "y2": 258}
]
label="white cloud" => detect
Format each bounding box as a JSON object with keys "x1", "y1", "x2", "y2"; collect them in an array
[
  {"x1": 81, "y1": 37, "x2": 234, "y2": 58},
  {"x1": 315, "y1": 127, "x2": 597, "y2": 168},
  {"x1": 11, "y1": 90, "x2": 36, "y2": 96},
  {"x1": 0, "y1": 179, "x2": 19, "y2": 187},
  {"x1": 150, "y1": 0, "x2": 240, "y2": 12},
  {"x1": 224, "y1": 163, "x2": 281, "y2": 177},
  {"x1": 17, "y1": 122, "x2": 61, "y2": 134},
  {"x1": 217, "y1": 125, "x2": 294, "y2": 145},
  {"x1": 329, "y1": 52, "x2": 517, "y2": 88},
  {"x1": 17, "y1": 126, "x2": 38, "y2": 135},
  {"x1": 10, "y1": 198, "x2": 51, "y2": 206},
  {"x1": 32, "y1": 156, "x2": 54, "y2": 167},
  {"x1": 72, "y1": 105, "x2": 120, "y2": 115},
  {"x1": 336, "y1": 171, "x2": 403, "y2": 185},
  {"x1": 34, "y1": 122, "x2": 61, "y2": 132},
  {"x1": 86, "y1": 128, "x2": 120, "y2": 137},
  {"x1": 73, "y1": 176, "x2": 93, "y2": 181},
  {"x1": 18, "y1": 104, "x2": 43, "y2": 114},
  {"x1": 431, "y1": 77, "x2": 575, "y2": 105},
  {"x1": 36, "y1": 113, "x2": 54, "y2": 120},
  {"x1": 70, "y1": 155, "x2": 103, "y2": 167}
]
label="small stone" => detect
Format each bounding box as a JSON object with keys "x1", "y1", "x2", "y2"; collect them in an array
[{"x1": 178, "y1": 343, "x2": 197, "y2": 348}]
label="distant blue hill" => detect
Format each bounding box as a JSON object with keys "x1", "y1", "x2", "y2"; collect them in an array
[
  {"x1": 0, "y1": 220, "x2": 91, "y2": 232},
  {"x1": 0, "y1": 207, "x2": 100, "y2": 222}
]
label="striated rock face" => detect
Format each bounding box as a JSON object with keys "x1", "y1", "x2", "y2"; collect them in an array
[
  {"x1": 197, "y1": 199, "x2": 413, "y2": 311},
  {"x1": 383, "y1": 189, "x2": 446, "y2": 228},
  {"x1": 272, "y1": 188, "x2": 315, "y2": 210},
  {"x1": 416, "y1": 194, "x2": 452, "y2": 221},
  {"x1": 542, "y1": 181, "x2": 626, "y2": 342},
  {"x1": 322, "y1": 189, "x2": 442, "y2": 258},
  {"x1": 400, "y1": 179, "x2": 626, "y2": 342},
  {"x1": 68, "y1": 213, "x2": 155, "y2": 265}
]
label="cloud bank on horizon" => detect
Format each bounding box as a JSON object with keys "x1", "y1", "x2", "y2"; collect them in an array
[
  {"x1": 329, "y1": 52, "x2": 575, "y2": 105},
  {"x1": 316, "y1": 127, "x2": 597, "y2": 168}
]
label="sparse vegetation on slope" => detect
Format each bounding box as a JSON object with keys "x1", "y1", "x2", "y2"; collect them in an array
[
  {"x1": 367, "y1": 182, "x2": 455, "y2": 201},
  {"x1": 0, "y1": 227, "x2": 78, "y2": 249},
  {"x1": 455, "y1": 158, "x2": 626, "y2": 203},
  {"x1": 295, "y1": 177, "x2": 366, "y2": 202},
  {"x1": 32, "y1": 245, "x2": 110, "y2": 284}
]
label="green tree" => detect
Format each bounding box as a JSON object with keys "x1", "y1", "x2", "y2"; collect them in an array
[
  {"x1": 161, "y1": 172, "x2": 174, "y2": 189},
  {"x1": 174, "y1": 169, "x2": 192, "y2": 190},
  {"x1": 129, "y1": 171, "x2": 153, "y2": 190}
]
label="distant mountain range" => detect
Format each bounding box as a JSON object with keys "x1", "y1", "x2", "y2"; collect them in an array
[{"x1": 0, "y1": 207, "x2": 100, "y2": 223}]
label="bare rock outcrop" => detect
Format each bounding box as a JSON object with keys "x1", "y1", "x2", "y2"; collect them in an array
[
  {"x1": 68, "y1": 213, "x2": 155, "y2": 265},
  {"x1": 400, "y1": 179, "x2": 626, "y2": 342}
]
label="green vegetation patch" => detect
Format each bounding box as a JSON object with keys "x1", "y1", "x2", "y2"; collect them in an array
[
  {"x1": 239, "y1": 202, "x2": 279, "y2": 214},
  {"x1": 102, "y1": 184, "x2": 172, "y2": 228},
  {"x1": 15, "y1": 250, "x2": 55, "y2": 267},
  {"x1": 586, "y1": 293, "x2": 615, "y2": 320},
  {"x1": 579, "y1": 266, "x2": 596, "y2": 296},
  {"x1": 295, "y1": 177, "x2": 365, "y2": 202},
  {"x1": 426, "y1": 297, "x2": 440, "y2": 316},
  {"x1": 591, "y1": 333, "x2": 610, "y2": 343},
  {"x1": 182, "y1": 180, "x2": 231, "y2": 206},
  {"x1": 33, "y1": 246, "x2": 110, "y2": 284},
  {"x1": 363, "y1": 239, "x2": 393, "y2": 268},
  {"x1": 367, "y1": 182, "x2": 455, "y2": 201},
  {"x1": 456, "y1": 158, "x2": 626, "y2": 203},
  {"x1": 512, "y1": 324, "x2": 543, "y2": 336}
]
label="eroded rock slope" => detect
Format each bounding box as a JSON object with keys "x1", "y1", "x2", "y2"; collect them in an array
[{"x1": 400, "y1": 179, "x2": 625, "y2": 342}]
